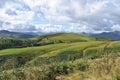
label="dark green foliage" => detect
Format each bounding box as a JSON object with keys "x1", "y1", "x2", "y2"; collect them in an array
[
  {"x1": 114, "y1": 74, "x2": 120, "y2": 80},
  {"x1": 76, "y1": 62, "x2": 89, "y2": 71},
  {"x1": 0, "y1": 52, "x2": 38, "y2": 71},
  {"x1": 0, "y1": 39, "x2": 38, "y2": 50},
  {"x1": 55, "y1": 62, "x2": 73, "y2": 74},
  {"x1": 116, "y1": 76, "x2": 120, "y2": 80}
]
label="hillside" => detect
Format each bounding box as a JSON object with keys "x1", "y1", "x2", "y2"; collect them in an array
[
  {"x1": 0, "y1": 40, "x2": 120, "y2": 80},
  {"x1": 0, "y1": 33, "x2": 119, "y2": 80},
  {"x1": 0, "y1": 33, "x2": 111, "y2": 50},
  {"x1": 0, "y1": 30, "x2": 36, "y2": 39},
  {"x1": 0, "y1": 41, "x2": 120, "y2": 80},
  {"x1": 36, "y1": 33, "x2": 111, "y2": 42}
]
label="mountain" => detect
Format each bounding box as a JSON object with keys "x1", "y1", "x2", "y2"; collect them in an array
[
  {"x1": 90, "y1": 31, "x2": 120, "y2": 40},
  {"x1": 0, "y1": 30, "x2": 36, "y2": 38},
  {"x1": 23, "y1": 32, "x2": 38, "y2": 36}
]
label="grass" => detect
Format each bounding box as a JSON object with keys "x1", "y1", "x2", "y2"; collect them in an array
[
  {"x1": 0, "y1": 38, "x2": 120, "y2": 80},
  {"x1": 43, "y1": 33, "x2": 96, "y2": 41},
  {"x1": 41, "y1": 41, "x2": 103, "y2": 57},
  {"x1": 0, "y1": 41, "x2": 103, "y2": 56},
  {"x1": 56, "y1": 53, "x2": 120, "y2": 80}
]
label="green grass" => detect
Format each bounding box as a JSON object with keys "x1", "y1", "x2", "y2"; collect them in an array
[
  {"x1": 43, "y1": 33, "x2": 95, "y2": 41},
  {"x1": 36, "y1": 33, "x2": 110, "y2": 42},
  {"x1": 41, "y1": 41, "x2": 103, "y2": 57},
  {"x1": 0, "y1": 41, "x2": 103, "y2": 56},
  {"x1": 0, "y1": 37, "x2": 119, "y2": 80}
]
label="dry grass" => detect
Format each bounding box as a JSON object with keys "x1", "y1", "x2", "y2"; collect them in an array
[{"x1": 57, "y1": 53, "x2": 120, "y2": 80}]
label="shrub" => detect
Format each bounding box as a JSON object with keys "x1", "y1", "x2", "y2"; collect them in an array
[
  {"x1": 115, "y1": 74, "x2": 120, "y2": 80},
  {"x1": 55, "y1": 62, "x2": 73, "y2": 75},
  {"x1": 76, "y1": 62, "x2": 89, "y2": 71}
]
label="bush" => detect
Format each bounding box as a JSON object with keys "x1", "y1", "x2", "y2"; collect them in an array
[
  {"x1": 115, "y1": 74, "x2": 120, "y2": 80},
  {"x1": 76, "y1": 62, "x2": 89, "y2": 71},
  {"x1": 55, "y1": 62, "x2": 73, "y2": 75}
]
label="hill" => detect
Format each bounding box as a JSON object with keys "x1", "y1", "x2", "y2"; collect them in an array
[
  {"x1": 0, "y1": 33, "x2": 111, "y2": 50},
  {"x1": 0, "y1": 33, "x2": 118, "y2": 80},
  {"x1": 0, "y1": 41, "x2": 120, "y2": 80},
  {"x1": 0, "y1": 30, "x2": 36, "y2": 39},
  {"x1": 36, "y1": 33, "x2": 111, "y2": 42}
]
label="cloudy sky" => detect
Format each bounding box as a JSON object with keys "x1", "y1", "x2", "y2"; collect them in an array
[{"x1": 0, "y1": 0, "x2": 120, "y2": 33}]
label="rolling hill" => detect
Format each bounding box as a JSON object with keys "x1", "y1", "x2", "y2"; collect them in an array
[
  {"x1": 35, "y1": 33, "x2": 111, "y2": 42},
  {"x1": 0, "y1": 33, "x2": 120, "y2": 80},
  {"x1": 0, "y1": 33, "x2": 111, "y2": 50},
  {"x1": 0, "y1": 30, "x2": 36, "y2": 39}
]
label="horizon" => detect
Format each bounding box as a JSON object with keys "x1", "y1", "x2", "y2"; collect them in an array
[{"x1": 0, "y1": 0, "x2": 120, "y2": 33}]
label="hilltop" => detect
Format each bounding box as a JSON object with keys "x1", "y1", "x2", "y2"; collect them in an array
[{"x1": 35, "y1": 33, "x2": 111, "y2": 42}]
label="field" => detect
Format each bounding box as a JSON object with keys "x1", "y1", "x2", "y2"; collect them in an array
[{"x1": 0, "y1": 33, "x2": 120, "y2": 80}]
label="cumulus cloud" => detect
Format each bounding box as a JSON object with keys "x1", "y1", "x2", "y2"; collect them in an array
[
  {"x1": 38, "y1": 0, "x2": 120, "y2": 33},
  {"x1": 0, "y1": 0, "x2": 120, "y2": 33},
  {"x1": 112, "y1": 24, "x2": 120, "y2": 31},
  {"x1": 35, "y1": 24, "x2": 65, "y2": 33},
  {"x1": 1, "y1": 23, "x2": 36, "y2": 32}
]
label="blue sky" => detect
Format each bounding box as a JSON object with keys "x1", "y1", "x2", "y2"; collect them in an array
[{"x1": 0, "y1": 0, "x2": 120, "y2": 33}]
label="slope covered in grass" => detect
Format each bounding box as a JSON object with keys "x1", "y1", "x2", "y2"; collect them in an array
[
  {"x1": 0, "y1": 41, "x2": 102, "y2": 56},
  {"x1": 36, "y1": 33, "x2": 110, "y2": 42},
  {"x1": 0, "y1": 40, "x2": 120, "y2": 80},
  {"x1": 0, "y1": 33, "x2": 118, "y2": 80},
  {"x1": 0, "y1": 33, "x2": 110, "y2": 50}
]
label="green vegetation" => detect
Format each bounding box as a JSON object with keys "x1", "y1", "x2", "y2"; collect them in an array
[
  {"x1": 0, "y1": 33, "x2": 110, "y2": 50},
  {"x1": 0, "y1": 33, "x2": 119, "y2": 80}
]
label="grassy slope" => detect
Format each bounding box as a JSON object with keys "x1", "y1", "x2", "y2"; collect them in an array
[
  {"x1": 0, "y1": 32, "x2": 110, "y2": 56},
  {"x1": 0, "y1": 33, "x2": 119, "y2": 80},
  {"x1": 34, "y1": 33, "x2": 110, "y2": 42},
  {"x1": 0, "y1": 33, "x2": 110, "y2": 50},
  {"x1": 41, "y1": 33, "x2": 95, "y2": 41},
  {"x1": 0, "y1": 41, "x2": 103, "y2": 56}
]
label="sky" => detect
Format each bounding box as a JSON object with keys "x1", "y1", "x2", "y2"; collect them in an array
[{"x1": 0, "y1": 0, "x2": 120, "y2": 33}]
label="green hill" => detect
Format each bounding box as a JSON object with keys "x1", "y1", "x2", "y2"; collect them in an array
[
  {"x1": 0, "y1": 33, "x2": 118, "y2": 80},
  {"x1": 37, "y1": 33, "x2": 95, "y2": 41},
  {"x1": 36, "y1": 33, "x2": 110, "y2": 42},
  {"x1": 0, "y1": 33, "x2": 111, "y2": 50}
]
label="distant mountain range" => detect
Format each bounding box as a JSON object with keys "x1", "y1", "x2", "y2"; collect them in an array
[
  {"x1": 1, "y1": 30, "x2": 120, "y2": 40},
  {"x1": 90, "y1": 31, "x2": 120, "y2": 40},
  {"x1": 0, "y1": 30, "x2": 37, "y2": 38}
]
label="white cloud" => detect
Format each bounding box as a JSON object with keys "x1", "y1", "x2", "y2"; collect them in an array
[
  {"x1": 0, "y1": 0, "x2": 120, "y2": 33},
  {"x1": 112, "y1": 24, "x2": 120, "y2": 31},
  {"x1": 0, "y1": 4, "x2": 34, "y2": 24},
  {"x1": 35, "y1": 24, "x2": 65, "y2": 33},
  {"x1": 38, "y1": 0, "x2": 120, "y2": 32}
]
